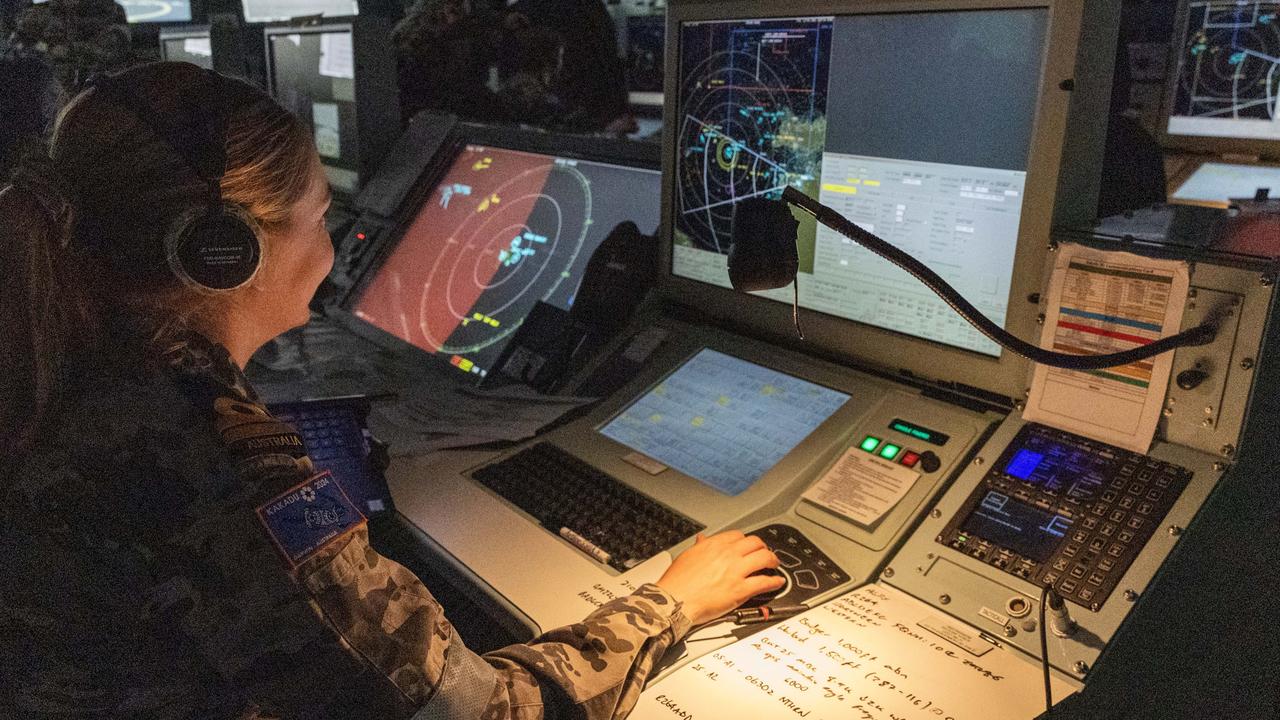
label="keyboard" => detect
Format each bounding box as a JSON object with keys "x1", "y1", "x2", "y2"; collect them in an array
[
  {"x1": 270, "y1": 397, "x2": 391, "y2": 514},
  {"x1": 472, "y1": 442, "x2": 704, "y2": 572}
]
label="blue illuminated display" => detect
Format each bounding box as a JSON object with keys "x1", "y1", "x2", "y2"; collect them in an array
[{"x1": 1005, "y1": 449, "x2": 1044, "y2": 480}]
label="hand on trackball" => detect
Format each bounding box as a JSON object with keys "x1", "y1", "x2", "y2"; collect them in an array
[{"x1": 656, "y1": 531, "x2": 784, "y2": 626}]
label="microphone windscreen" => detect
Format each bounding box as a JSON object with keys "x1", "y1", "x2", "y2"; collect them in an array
[{"x1": 728, "y1": 197, "x2": 800, "y2": 292}]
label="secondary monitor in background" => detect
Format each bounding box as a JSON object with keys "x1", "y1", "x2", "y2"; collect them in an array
[
  {"x1": 159, "y1": 26, "x2": 213, "y2": 69},
  {"x1": 626, "y1": 14, "x2": 666, "y2": 109},
  {"x1": 661, "y1": 2, "x2": 1117, "y2": 400},
  {"x1": 264, "y1": 19, "x2": 399, "y2": 198},
  {"x1": 1171, "y1": 161, "x2": 1280, "y2": 205},
  {"x1": 1163, "y1": 0, "x2": 1280, "y2": 158},
  {"x1": 242, "y1": 0, "x2": 357, "y2": 24},
  {"x1": 348, "y1": 141, "x2": 662, "y2": 380},
  {"x1": 599, "y1": 348, "x2": 849, "y2": 496},
  {"x1": 120, "y1": 0, "x2": 193, "y2": 23}
]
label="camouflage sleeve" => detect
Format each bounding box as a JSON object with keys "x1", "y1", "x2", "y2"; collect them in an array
[{"x1": 300, "y1": 528, "x2": 690, "y2": 720}]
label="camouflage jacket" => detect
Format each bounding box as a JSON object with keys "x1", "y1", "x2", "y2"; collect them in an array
[{"x1": 0, "y1": 331, "x2": 690, "y2": 718}]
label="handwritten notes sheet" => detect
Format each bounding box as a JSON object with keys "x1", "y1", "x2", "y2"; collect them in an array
[
  {"x1": 632, "y1": 583, "x2": 1075, "y2": 720},
  {"x1": 803, "y1": 449, "x2": 918, "y2": 526}
]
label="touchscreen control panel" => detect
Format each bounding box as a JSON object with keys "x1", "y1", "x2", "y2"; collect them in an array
[{"x1": 937, "y1": 423, "x2": 1192, "y2": 610}]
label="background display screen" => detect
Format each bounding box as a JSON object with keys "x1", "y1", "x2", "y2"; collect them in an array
[
  {"x1": 599, "y1": 349, "x2": 849, "y2": 496},
  {"x1": 269, "y1": 30, "x2": 362, "y2": 193},
  {"x1": 352, "y1": 145, "x2": 661, "y2": 379},
  {"x1": 1167, "y1": 1, "x2": 1280, "y2": 142},
  {"x1": 671, "y1": 10, "x2": 1048, "y2": 355},
  {"x1": 960, "y1": 490, "x2": 1071, "y2": 563}
]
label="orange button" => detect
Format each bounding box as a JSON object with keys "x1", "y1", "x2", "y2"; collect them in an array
[{"x1": 899, "y1": 451, "x2": 921, "y2": 468}]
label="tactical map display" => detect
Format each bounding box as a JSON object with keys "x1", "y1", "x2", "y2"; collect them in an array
[
  {"x1": 671, "y1": 11, "x2": 1049, "y2": 356},
  {"x1": 675, "y1": 17, "x2": 832, "y2": 255},
  {"x1": 352, "y1": 146, "x2": 661, "y2": 379},
  {"x1": 1168, "y1": 2, "x2": 1280, "y2": 141}
]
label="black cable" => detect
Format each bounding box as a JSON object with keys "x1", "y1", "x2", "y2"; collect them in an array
[
  {"x1": 782, "y1": 187, "x2": 1219, "y2": 371},
  {"x1": 1039, "y1": 583, "x2": 1053, "y2": 717}
]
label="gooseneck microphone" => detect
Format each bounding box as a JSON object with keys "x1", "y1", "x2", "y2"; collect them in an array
[{"x1": 728, "y1": 187, "x2": 1219, "y2": 371}]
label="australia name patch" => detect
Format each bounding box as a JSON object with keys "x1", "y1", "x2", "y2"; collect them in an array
[{"x1": 256, "y1": 470, "x2": 366, "y2": 568}]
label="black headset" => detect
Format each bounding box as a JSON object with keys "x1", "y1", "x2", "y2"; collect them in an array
[{"x1": 88, "y1": 66, "x2": 262, "y2": 292}]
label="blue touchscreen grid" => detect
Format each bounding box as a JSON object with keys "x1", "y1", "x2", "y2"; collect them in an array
[{"x1": 599, "y1": 349, "x2": 850, "y2": 496}]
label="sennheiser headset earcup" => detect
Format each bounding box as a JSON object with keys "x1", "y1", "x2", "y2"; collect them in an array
[
  {"x1": 169, "y1": 205, "x2": 262, "y2": 291},
  {"x1": 89, "y1": 66, "x2": 264, "y2": 292}
]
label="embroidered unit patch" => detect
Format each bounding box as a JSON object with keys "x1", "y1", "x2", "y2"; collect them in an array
[{"x1": 256, "y1": 470, "x2": 366, "y2": 568}]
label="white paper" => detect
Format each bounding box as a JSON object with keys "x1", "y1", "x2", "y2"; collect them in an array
[
  {"x1": 311, "y1": 102, "x2": 341, "y2": 159},
  {"x1": 182, "y1": 38, "x2": 212, "y2": 57},
  {"x1": 802, "y1": 448, "x2": 918, "y2": 526},
  {"x1": 632, "y1": 583, "x2": 1076, "y2": 720},
  {"x1": 318, "y1": 31, "x2": 354, "y2": 80},
  {"x1": 541, "y1": 553, "x2": 673, "y2": 630},
  {"x1": 371, "y1": 382, "x2": 596, "y2": 456},
  {"x1": 1023, "y1": 244, "x2": 1189, "y2": 453}
]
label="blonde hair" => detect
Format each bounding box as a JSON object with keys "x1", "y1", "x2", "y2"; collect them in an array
[{"x1": 0, "y1": 62, "x2": 316, "y2": 455}]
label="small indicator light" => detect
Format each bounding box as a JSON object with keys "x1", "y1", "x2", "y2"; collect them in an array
[
  {"x1": 899, "y1": 451, "x2": 921, "y2": 468},
  {"x1": 860, "y1": 436, "x2": 882, "y2": 453},
  {"x1": 356, "y1": 232, "x2": 367, "y2": 241},
  {"x1": 879, "y1": 443, "x2": 901, "y2": 460}
]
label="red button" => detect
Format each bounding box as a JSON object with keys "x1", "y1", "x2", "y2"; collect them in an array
[{"x1": 899, "y1": 451, "x2": 921, "y2": 468}]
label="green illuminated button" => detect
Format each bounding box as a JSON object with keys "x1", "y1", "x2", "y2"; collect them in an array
[
  {"x1": 879, "y1": 443, "x2": 902, "y2": 460},
  {"x1": 860, "y1": 436, "x2": 882, "y2": 453}
]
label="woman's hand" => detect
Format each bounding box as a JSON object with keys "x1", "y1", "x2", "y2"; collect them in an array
[{"x1": 656, "y1": 531, "x2": 784, "y2": 626}]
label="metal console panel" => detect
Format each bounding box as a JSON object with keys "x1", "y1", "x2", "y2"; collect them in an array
[
  {"x1": 387, "y1": 316, "x2": 998, "y2": 641},
  {"x1": 885, "y1": 414, "x2": 1225, "y2": 681}
]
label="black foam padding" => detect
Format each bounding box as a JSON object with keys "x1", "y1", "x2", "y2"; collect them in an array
[{"x1": 728, "y1": 197, "x2": 800, "y2": 292}]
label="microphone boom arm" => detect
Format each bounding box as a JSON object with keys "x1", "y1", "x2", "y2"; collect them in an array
[{"x1": 780, "y1": 187, "x2": 1217, "y2": 372}]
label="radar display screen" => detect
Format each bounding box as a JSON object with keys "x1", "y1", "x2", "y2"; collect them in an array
[
  {"x1": 117, "y1": 0, "x2": 192, "y2": 22},
  {"x1": 1168, "y1": 2, "x2": 1280, "y2": 141},
  {"x1": 351, "y1": 145, "x2": 661, "y2": 379},
  {"x1": 599, "y1": 349, "x2": 849, "y2": 496},
  {"x1": 671, "y1": 11, "x2": 1048, "y2": 356}
]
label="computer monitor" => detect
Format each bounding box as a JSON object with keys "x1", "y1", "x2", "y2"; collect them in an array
[
  {"x1": 343, "y1": 128, "x2": 662, "y2": 381},
  {"x1": 158, "y1": 26, "x2": 213, "y2": 69},
  {"x1": 626, "y1": 14, "x2": 666, "y2": 109},
  {"x1": 658, "y1": 0, "x2": 1117, "y2": 400},
  {"x1": 124, "y1": 0, "x2": 194, "y2": 23},
  {"x1": 32, "y1": 0, "x2": 193, "y2": 22},
  {"x1": 1171, "y1": 160, "x2": 1280, "y2": 206},
  {"x1": 1162, "y1": 0, "x2": 1280, "y2": 159},
  {"x1": 242, "y1": 0, "x2": 357, "y2": 24},
  {"x1": 264, "y1": 19, "x2": 399, "y2": 198}
]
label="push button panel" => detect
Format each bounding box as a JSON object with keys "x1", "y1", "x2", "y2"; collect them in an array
[
  {"x1": 937, "y1": 423, "x2": 1192, "y2": 611},
  {"x1": 742, "y1": 524, "x2": 850, "y2": 609}
]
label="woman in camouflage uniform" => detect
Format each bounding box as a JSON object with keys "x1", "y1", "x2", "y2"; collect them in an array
[{"x1": 0, "y1": 62, "x2": 784, "y2": 718}]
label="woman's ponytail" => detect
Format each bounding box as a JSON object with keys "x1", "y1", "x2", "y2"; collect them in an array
[{"x1": 0, "y1": 154, "x2": 89, "y2": 456}]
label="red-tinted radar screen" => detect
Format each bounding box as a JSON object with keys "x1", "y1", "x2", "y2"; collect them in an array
[{"x1": 352, "y1": 145, "x2": 660, "y2": 378}]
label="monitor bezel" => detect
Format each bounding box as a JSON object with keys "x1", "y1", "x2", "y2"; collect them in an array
[
  {"x1": 1158, "y1": 0, "x2": 1280, "y2": 161},
  {"x1": 331, "y1": 123, "x2": 663, "y2": 380},
  {"x1": 658, "y1": 0, "x2": 1117, "y2": 402}
]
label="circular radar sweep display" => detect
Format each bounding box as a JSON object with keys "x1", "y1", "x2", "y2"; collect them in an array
[
  {"x1": 1175, "y1": 4, "x2": 1280, "y2": 121},
  {"x1": 675, "y1": 20, "x2": 831, "y2": 254},
  {"x1": 419, "y1": 162, "x2": 592, "y2": 356}
]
